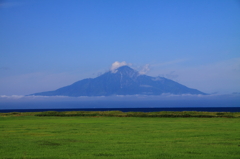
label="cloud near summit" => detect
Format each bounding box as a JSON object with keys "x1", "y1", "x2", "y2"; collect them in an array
[{"x1": 110, "y1": 61, "x2": 130, "y2": 73}]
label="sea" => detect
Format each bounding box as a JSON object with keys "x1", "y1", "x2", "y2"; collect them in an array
[{"x1": 0, "y1": 94, "x2": 240, "y2": 113}]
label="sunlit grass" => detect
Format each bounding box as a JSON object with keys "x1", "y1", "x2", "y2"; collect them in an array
[{"x1": 0, "y1": 113, "x2": 240, "y2": 158}]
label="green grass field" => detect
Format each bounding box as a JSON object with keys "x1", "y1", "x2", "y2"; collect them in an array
[{"x1": 0, "y1": 112, "x2": 240, "y2": 159}]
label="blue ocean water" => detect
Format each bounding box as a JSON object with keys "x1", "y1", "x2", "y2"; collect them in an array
[{"x1": 1, "y1": 107, "x2": 240, "y2": 113}]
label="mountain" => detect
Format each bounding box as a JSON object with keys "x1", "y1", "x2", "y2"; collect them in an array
[{"x1": 31, "y1": 66, "x2": 206, "y2": 96}]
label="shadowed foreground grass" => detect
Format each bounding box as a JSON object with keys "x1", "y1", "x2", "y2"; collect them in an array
[{"x1": 0, "y1": 112, "x2": 240, "y2": 158}]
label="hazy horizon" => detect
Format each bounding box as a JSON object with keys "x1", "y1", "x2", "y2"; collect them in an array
[{"x1": 1, "y1": 93, "x2": 240, "y2": 110}]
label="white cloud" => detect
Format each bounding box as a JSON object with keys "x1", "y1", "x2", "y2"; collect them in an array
[
  {"x1": 139, "y1": 64, "x2": 150, "y2": 75},
  {"x1": 110, "y1": 61, "x2": 129, "y2": 73}
]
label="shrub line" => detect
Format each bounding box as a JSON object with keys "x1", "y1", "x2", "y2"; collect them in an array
[{"x1": 31, "y1": 111, "x2": 240, "y2": 118}]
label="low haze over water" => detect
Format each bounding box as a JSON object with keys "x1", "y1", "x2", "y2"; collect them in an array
[{"x1": 1, "y1": 94, "x2": 239, "y2": 112}]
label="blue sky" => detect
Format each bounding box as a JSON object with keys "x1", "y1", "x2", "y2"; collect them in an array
[{"x1": 0, "y1": 0, "x2": 240, "y2": 95}]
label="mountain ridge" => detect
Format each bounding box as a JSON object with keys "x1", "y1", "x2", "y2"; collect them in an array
[{"x1": 31, "y1": 66, "x2": 206, "y2": 96}]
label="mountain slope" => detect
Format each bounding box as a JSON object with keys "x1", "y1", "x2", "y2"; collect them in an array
[{"x1": 31, "y1": 66, "x2": 206, "y2": 96}]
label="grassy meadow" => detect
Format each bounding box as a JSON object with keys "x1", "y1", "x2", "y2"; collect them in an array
[{"x1": 0, "y1": 111, "x2": 240, "y2": 159}]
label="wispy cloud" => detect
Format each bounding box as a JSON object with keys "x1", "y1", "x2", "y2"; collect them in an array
[
  {"x1": 139, "y1": 64, "x2": 150, "y2": 75},
  {"x1": 158, "y1": 71, "x2": 179, "y2": 81},
  {"x1": 152, "y1": 59, "x2": 188, "y2": 67},
  {"x1": 0, "y1": 95, "x2": 24, "y2": 99},
  {"x1": 150, "y1": 58, "x2": 240, "y2": 94},
  {"x1": 0, "y1": 71, "x2": 84, "y2": 95},
  {"x1": 0, "y1": 67, "x2": 10, "y2": 70},
  {"x1": 0, "y1": 1, "x2": 23, "y2": 8}
]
